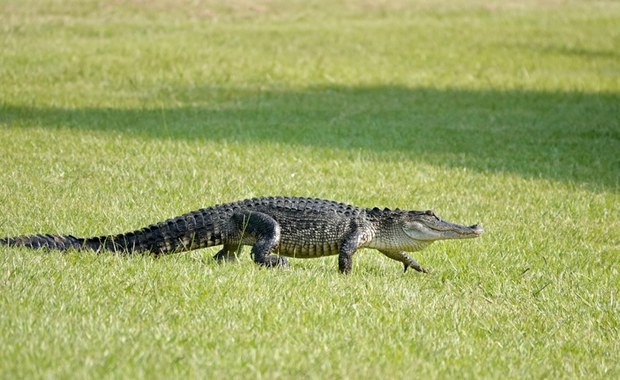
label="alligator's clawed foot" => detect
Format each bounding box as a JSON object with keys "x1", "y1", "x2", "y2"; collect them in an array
[
  {"x1": 213, "y1": 249, "x2": 239, "y2": 263},
  {"x1": 260, "y1": 255, "x2": 290, "y2": 268},
  {"x1": 404, "y1": 262, "x2": 430, "y2": 274}
]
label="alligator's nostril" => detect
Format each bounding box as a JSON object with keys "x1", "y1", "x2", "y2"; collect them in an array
[{"x1": 470, "y1": 224, "x2": 484, "y2": 234}]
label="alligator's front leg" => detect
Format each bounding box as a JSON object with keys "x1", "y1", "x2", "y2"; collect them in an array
[
  {"x1": 338, "y1": 225, "x2": 373, "y2": 274},
  {"x1": 231, "y1": 211, "x2": 289, "y2": 268},
  {"x1": 379, "y1": 250, "x2": 429, "y2": 274}
]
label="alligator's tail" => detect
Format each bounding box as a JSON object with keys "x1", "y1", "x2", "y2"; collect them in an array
[
  {"x1": 0, "y1": 209, "x2": 222, "y2": 255},
  {"x1": 1, "y1": 234, "x2": 90, "y2": 250}
]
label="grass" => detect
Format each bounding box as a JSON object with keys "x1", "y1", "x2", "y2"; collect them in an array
[{"x1": 0, "y1": 0, "x2": 619, "y2": 378}]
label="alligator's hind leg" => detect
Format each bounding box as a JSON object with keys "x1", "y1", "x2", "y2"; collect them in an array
[{"x1": 231, "y1": 211, "x2": 289, "y2": 268}]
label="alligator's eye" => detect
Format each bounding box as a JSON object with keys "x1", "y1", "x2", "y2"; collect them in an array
[{"x1": 425, "y1": 210, "x2": 438, "y2": 219}]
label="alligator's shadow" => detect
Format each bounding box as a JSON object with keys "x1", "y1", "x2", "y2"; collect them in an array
[{"x1": 2, "y1": 85, "x2": 618, "y2": 190}]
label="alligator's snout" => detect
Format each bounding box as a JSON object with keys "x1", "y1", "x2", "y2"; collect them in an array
[{"x1": 470, "y1": 224, "x2": 484, "y2": 235}]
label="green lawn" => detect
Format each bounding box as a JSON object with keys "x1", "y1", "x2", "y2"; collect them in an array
[{"x1": 1, "y1": 0, "x2": 618, "y2": 378}]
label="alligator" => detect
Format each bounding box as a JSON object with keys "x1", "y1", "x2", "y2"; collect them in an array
[{"x1": 0, "y1": 196, "x2": 483, "y2": 273}]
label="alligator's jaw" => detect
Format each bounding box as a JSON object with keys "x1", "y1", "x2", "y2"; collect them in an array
[
  {"x1": 432, "y1": 221, "x2": 484, "y2": 240},
  {"x1": 401, "y1": 211, "x2": 484, "y2": 242},
  {"x1": 460, "y1": 223, "x2": 484, "y2": 238}
]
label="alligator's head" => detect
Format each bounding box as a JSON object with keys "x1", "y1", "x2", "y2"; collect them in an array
[
  {"x1": 367, "y1": 207, "x2": 483, "y2": 253},
  {"x1": 402, "y1": 210, "x2": 483, "y2": 242}
]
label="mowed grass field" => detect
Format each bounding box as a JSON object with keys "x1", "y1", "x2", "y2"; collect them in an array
[{"x1": 1, "y1": 0, "x2": 618, "y2": 378}]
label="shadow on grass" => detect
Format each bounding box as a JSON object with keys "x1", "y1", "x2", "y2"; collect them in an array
[{"x1": 2, "y1": 86, "x2": 618, "y2": 190}]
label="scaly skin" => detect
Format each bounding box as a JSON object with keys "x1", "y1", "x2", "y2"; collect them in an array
[{"x1": 1, "y1": 196, "x2": 483, "y2": 273}]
